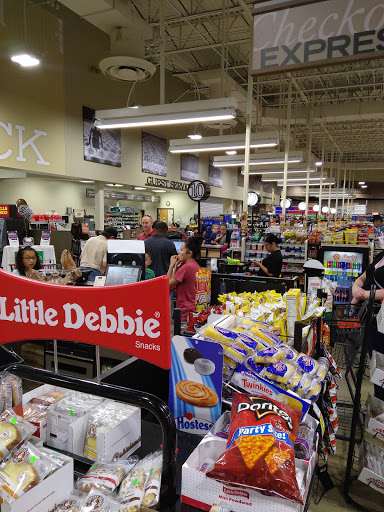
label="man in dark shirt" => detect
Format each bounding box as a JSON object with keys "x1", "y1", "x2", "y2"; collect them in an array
[{"x1": 145, "y1": 221, "x2": 177, "y2": 276}]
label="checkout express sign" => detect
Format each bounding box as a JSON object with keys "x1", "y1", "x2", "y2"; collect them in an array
[{"x1": 0, "y1": 270, "x2": 171, "y2": 369}]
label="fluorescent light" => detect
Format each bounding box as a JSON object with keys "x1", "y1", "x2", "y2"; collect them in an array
[
  {"x1": 11, "y1": 53, "x2": 40, "y2": 67},
  {"x1": 188, "y1": 134, "x2": 202, "y2": 139},
  {"x1": 248, "y1": 169, "x2": 315, "y2": 175},
  {"x1": 134, "y1": 187, "x2": 146, "y2": 190},
  {"x1": 361, "y1": 185, "x2": 368, "y2": 188},
  {"x1": 95, "y1": 98, "x2": 237, "y2": 129},
  {"x1": 315, "y1": 161, "x2": 323, "y2": 166},
  {"x1": 79, "y1": 180, "x2": 94, "y2": 183},
  {"x1": 129, "y1": 105, "x2": 139, "y2": 109},
  {"x1": 152, "y1": 189, "x2": 166, "y2": 193},
  {"x1": 226, "y1": 150, "x2": 237, "y2": 155},
  {"x1": 169, "y1": 131, "x2": 279, "y2": 154},
  {"x1": 213, "y1": 151, "x2": 302, "y2": 168},
  {"x1": 106, "y1": 183, "x2": 123, "y2": 187},
  {"x1": 263, "y1": 177, "x2": 324, "y2": 182},
  {"x1": 358, "y1": 182, "x2": 365, "y2": 185},
  {"x1": 277, "y1": 182, "x2": 335, "y2": 186}
]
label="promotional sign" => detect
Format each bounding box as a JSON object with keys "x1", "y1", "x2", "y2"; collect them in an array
[
  {"x1": 252, "y1": 0, "x2": 384, "y2": 75},
  {"x1": 0, "y1": 205, "x2": 10, "y2": 218},
  {"x1": 195, "y1": 269, "x2": 212, "y2": 312},
  {"x1": 169, "y1": 336, "x2": 223, "y2": 435},
  {"x1": 0, "y1": 271, "x2": 172, "y2": 369},
  {"x1": 40, "y1": 231, "x2": 51, "y2": 246},
  {"x1": 7, "y1": 231, "x2": 18, "y2": 246}
]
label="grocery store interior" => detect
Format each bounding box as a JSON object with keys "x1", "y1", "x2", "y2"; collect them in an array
[{"x1": 1, "y1": 1, "x2": 384, "y2": 512}]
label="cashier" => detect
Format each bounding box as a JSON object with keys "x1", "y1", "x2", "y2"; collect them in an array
[
  {"x1": 254, "y1": 234, "x2": 282, "y2": 278},
  {"x1": 352, "y1": 251, "x2": 384, "y2": 400}
]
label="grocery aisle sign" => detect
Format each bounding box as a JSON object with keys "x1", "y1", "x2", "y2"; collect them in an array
[
  {"x1": 252, "y1": 0, "x2": 384, "y2": 75},
  {"x1": 0, "y1": 270, "x2": 171, "y2": 369}
]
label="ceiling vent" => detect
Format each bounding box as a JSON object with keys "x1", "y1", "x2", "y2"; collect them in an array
[
  {"x1": 99, "y1": 26, "x2": 156, "y2": 83},
  {"x1": 204, "y1": 119, "x2": 237, "y2": 130}
]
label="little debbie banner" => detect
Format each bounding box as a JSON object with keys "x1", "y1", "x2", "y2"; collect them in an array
[{"x1": 0, "y1": 270, "x2": 172, "y2": 369}]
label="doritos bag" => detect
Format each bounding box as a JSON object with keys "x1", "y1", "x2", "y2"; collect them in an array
[{"x1": 207, "y1": 393, "x2": 303, "y2": 504}]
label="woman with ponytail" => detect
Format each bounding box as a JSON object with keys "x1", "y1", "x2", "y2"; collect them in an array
[
  {"x1": 168, "y1": 235, "x2": 202, "y2": 321},
  {"x1": 254, "y1": 233, "x2": 283, "y2": 278}
]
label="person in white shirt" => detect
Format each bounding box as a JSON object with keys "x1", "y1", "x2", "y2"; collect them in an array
[{"x1": 79, "y1": 226, "x2": 117, "y2": 281}]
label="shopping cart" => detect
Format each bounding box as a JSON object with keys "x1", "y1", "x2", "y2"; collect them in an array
[{"x1": 9, "y1": 263, "x2": 91, "y2": 284}]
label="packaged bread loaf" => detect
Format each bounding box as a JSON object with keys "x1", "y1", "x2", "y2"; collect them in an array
[
  {"x1": 118, "y1": 454, "x2": 154, "y2": 512},
  {"x1": 78, "y1": 489, "x2": 120, "y2": 512},
  {"x1": 142, "y1": 451, "x2": 163, "y2": 508},
  {"x1": 0, "y1": 441, "x2": 59, "y2": 503},
  {"x1": 77, "y1": 457, "x2": 138, "y2": 494},
  {"x1": 0, "y1": 409, "x2": 36, "y2": 462},
  {"x1": 54, "y1": 491, "x2": 83, "y2": 512},
  {"x1": 0, "y1": 372, "x2": 22, "y2": 407},
  {"x1": 27, "y1": 390, "x2": 68, "y2": 408}
]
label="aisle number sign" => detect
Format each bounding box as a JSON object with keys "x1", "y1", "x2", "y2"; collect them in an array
[
  {"x1": 0, "y1": 271, "x2": 171, "y2": 369},
  {"x1": 187, "y1": 180, "x2": 211, "y2": 202},
  {"x1": 252, "y1": 0, "x2": 384, "y2": 75}
]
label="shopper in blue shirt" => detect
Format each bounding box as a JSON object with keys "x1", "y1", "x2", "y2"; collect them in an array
[
  {"x1": 205, "y1": 224, "x2": 219, "y2": 244},
  {"x1": 373, "y1": 215, "x2": 384, "y2": 237}
]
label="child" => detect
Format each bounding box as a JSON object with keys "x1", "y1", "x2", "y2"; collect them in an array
[
  {"x1": 205, "y1": 224, "x2": 219, "y2": 244},
  {"x1": 145, "y1": 252, "x2": 155, "y2": 280}
]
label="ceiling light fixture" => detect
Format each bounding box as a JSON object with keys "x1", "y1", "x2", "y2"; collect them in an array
[
  {"x1": 322, "y1": 206, "x2": 329, "y2": 213},
  {"x1": 188, "y1": 134, "x2": 202, "y2": 140},
  {"x1": 262, "y1": 176, "x2": 324, "y2": 182},
  {"x1": 277, "y1": 182, "x2": 335, "y2": 186},
  {"x1": 331, "y1": 208, "x2": 337, "y2": 214},
  {"x1": 169, "y1": 131, "x2": 279, "y2": 154},
  {"x1": 213, "y1": 151, "x2": 302, "y2": 168},
  {"x1": 106, "y1": 183, "x2": 123, "y2": 187},
  {"x1": 95, "y1": 98, "x2": 237, "y2": 129},
  {"x1": 79, "y1": 180, "x2": 94, "y2": 183},
  {"x1": 358, "y1": 181, "x2": 365, "y2": 185},
  {"x1": 247, "y1": 169, "x2": 316, "y2": 176},
  {"x1": 134, "y1": 187, "x2": 146, "y2": 190},
  {"x1": 152, "y1": 189, "x2": 166, "y2": 193},
  {"x1": 280, "y1": 198, "x2": 291, "y2": 208},
  {"x1": 313, "y1": 204, "x2": 320, "y2": 212},
  {"x1": 11, "y1": 54, "x2": 40, "y2": 67},
  {"x1": 226, "y1": 150, "x2": 237, "y2": 155},
  {"x1": 298, "y1": 202, "x2": 306, "y2": 211},
  {"x1": 361, "y1": 185, "x2": 368, "y2": 188}
]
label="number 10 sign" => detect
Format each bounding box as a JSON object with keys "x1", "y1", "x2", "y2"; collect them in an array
[{"x1": 187, "y1": 180, "x2": 211, "y2": 202}]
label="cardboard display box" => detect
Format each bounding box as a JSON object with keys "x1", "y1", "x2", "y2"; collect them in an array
[
  {"x1": 365, "y1": 396, "x2": 384, "y2": 441},
  {"x1": 23, "y1": 385, "x2": 141, "y2": 462},
  {"x1": 181, "y1": 413, "x2": 316, "y2": 512},
  {"x1": 358, "y1": 441, "x2": 384, "y2": 495},
  {"x1": 1, "y1": 454, "x2": 73, "y2": 512},
  {"x1": 370, "y1": 351, "x2": 384, "y2": 388}
]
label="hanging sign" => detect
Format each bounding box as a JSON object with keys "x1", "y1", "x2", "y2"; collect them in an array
[
  {"x1": 0, "y1": 271, "x2": 172, "y2": 369},
  {"x1": 187, "y1": 180, "x2": 211, "y2": 202},
  {"x1": 252, "y1": 0, "x2": 384, "y2": 75}
]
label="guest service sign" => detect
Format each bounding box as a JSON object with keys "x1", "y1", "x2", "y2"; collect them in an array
[
  {"x1": 0, "y1": 270, "x2": 171, "y2": 369},
  {"x1": 252, "y1": 0, "x2": 384, "y2": 75}
]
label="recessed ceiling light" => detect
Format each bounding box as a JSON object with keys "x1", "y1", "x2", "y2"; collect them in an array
[
  {"x1": 134, "y1": 187, "x2": 146, "y2": 190},
  {"x1": 226, "y1": 150, "x2": 237, "y2": 155},
  {"x1": 315, "y1": 161, "x2": 323, "y2": 166},
  {"x1": 106, "y1": 183, "x2": 123, "y2": 187},
  {"x1": 188, "y1": 134, "x2": 202, "y2": 140},
  {"x1": 152, "y1": 189, "x2": 166, "y2": 193},
  {"x1": 359, "y1": 182, "x2": 365, "y2": 185},
  {"x1": 79, "y1": 180, "x2": 94, "y2": 183},
  {"x1": 11, "y1": 53, "x2": 40, "y2": 67}
]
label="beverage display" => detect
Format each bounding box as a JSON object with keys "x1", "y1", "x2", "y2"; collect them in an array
[{"x1": 323, "y1": 250, "x2": 363, "y2": 304}]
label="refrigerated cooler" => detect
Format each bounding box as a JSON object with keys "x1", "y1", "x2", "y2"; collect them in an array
[{"x1": 319, "y1": 243, "x2": 374, "y2": 305}]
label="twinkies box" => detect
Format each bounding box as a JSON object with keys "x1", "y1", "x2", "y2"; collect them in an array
[
  {"x1": 0, "y1": 454, "x2": 73, "y2": 512},
  {"x1": 181, "y1": 414, "x2": 316, "y2": 512},
  {"x1": 365, "y1": 396, "x2": 384, "y2": 441},
  {"x1": 370, "y1": 351, "x2": 384, "y2": 388}
]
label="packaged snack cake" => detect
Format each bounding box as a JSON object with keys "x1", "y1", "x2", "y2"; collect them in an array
[{"x1": 207, "y1": 392, "x2": 303, "y2": 504}]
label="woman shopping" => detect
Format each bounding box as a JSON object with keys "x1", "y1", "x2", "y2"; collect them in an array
[
  {"x1": 254, "y1": 234, "x2": 283, "y2": 278},
  {"x1": 167, "y1": 236, "x2": 201, "y2": 322},
  {"x1": 352, "y1": 250, "x2": 384, "y2": 400}
]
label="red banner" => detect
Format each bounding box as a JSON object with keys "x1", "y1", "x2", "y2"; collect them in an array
[{"x1": 0, "y1": 271, "x2": 171, "y2": 369}]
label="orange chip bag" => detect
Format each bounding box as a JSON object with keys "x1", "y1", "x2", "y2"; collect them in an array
[{"x1": 207, "y1": 393, "x2": 303, "y2": 504}]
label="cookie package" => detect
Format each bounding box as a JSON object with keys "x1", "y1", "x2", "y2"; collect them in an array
[
  {"x1": 207, "y1": 392, "x2": 303, "y2": 505},
  {"x1": 78, "y1": 489, "x2": 120, "y2": 512},
  {"x1": 77, "y1": 457, "x2": 138, "y2": 493},
  {"x1": 118, "y1": 452, "x2": 155, "y2": 512},
  {"x1": 0, "y1": 409, "x2": 36, "y2": 462}
]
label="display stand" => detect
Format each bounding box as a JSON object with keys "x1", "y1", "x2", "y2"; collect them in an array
[
  {"x1": 340, "y1": 286, "x2": 380, "y2": 511},
  {"x1": 4, "y1": 362, "x2": 178, "y2": 507}
]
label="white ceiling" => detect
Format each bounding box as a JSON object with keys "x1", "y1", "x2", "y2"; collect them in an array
[{"x1": 55, "y1": 0, "x2": 384, "y2": 175}]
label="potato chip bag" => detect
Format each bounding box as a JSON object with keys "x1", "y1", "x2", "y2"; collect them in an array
[{"x1": 207, "y1": 392, "x2": 303, "y2": 504}]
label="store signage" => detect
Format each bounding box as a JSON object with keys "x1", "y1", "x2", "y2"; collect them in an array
[
  {"x1": 145, "y1": 176, "x2": 189, "y2": 191},
  {"x1": 252, "y1": 0, "x2": 384, "y2": 75},
  {"x1": 86, "y1": 189, "x2": 160, "y2": 203},
  {"x1": 0, "y1": 271, "x2": 172, "y2": 370},
  {"x1": 187, "y1": 180, "x2": 211, "y2": 202},
  {"x1": 0, "y1": 120, "x2": 49, "y2": 166},
  {"x1": 0, "y1": 205, "x2": 10, "y2": 218}
]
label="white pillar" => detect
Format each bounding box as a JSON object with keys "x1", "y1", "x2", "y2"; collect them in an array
[
  {"x1": 242, "y1": 22, "x2": 254, "y2": 215},
  {"x1": 305, "y1": 107, "x2": 313, "y2": 225},
  {"x1": 95, "y1": 181, "x2": 104, "y2": 231},
  {"x1": 282, "y1": 77, "x2": 293, "y2": 224}
]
